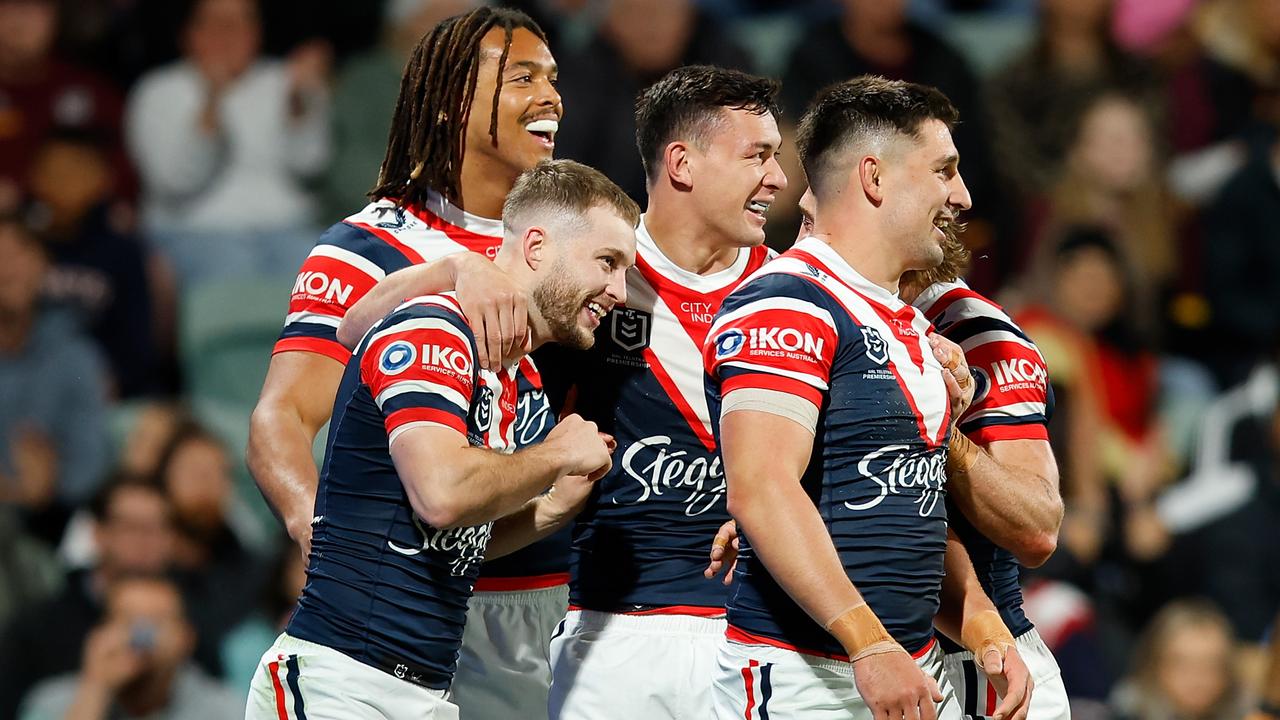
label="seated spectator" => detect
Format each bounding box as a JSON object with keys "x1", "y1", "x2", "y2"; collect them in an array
[
  {"x1": 154, "y1": 421, "x2": 268, "y2": 679},
  {"x1": 125, "y1": 0, "x2": 332, "y2": 286},
  {"x1": 0, "y1": 213, "x2": 109, "y2": 543},
  {"x1": 0, "y1": 0, "x2": 131, "y2": 205},
  {"x1": 1024, "y1": 92, "x2": 1178, "y2": 340},
  {"x1": 17, "y1": 574, "x2": 240, "y2": 720},
  {"x1": 554, "y1": 0, "x2": 752, "y2": 203},
  {"x1": 1110, "y1": 598, "x2": 1248, "y2": 720},
  {"x1": 988, "y1": 0, "x2": 1160, "y2": 198},
  {"x1": 0, "y1": 475, "x2": 174, "y2": 720},
  {"x1": 27, "y1": 127, "x2": 158, "y2": 399},
  {"x1": 321, "y1": 0, "x2": 479, "y2": 219}
]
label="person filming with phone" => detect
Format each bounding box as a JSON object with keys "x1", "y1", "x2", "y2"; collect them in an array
[{"x1": 17, "y1": 575, "x2": 240, "y2": 720}]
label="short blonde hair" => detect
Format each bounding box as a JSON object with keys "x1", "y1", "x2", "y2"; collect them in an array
[{"x1": 502, "y1": 159, "x2": 640, "y2": 236}]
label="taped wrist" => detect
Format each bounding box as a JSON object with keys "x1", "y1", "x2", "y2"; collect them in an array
[
  {"x1": 962, "y1": 610, "x2": 1015, "y2": 670},
  {"x1": 824, "y1": 603, "x2": 907, "y2": 663}
]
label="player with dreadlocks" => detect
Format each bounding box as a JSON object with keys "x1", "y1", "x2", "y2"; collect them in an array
[{"x1": 246, "y1": 7, "x2": 567, "y2": 718}]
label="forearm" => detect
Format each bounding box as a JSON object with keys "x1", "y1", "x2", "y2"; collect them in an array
[
  {"x1": 947, "y1": 433, "x2": 1062, "y2": 566},
  {"x1": 337, "y1": 258, "x2": 459, "y2": 349},
  {"x1": 404, "y1": 442, "x2": 570, "y2": 530},
  {"x1": 934, "y1": 530, "x2": 1000, "y2": 646},
  {"x1": 485, "y1": 490, "x2": 574, "y2": 560},
  {"x1": 246, "y1": 401, "x2": 321, "y2": 535}
]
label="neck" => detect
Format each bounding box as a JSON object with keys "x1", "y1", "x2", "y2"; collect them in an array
[
  {"x1": 810, "y1": 205, "x2": 903, "y2": 294},
  {"x1": 456, "y1": 153, "x2": 517, "y2": 220},
  {"x1": 642, "y1": 196, "x2": 743, "y2": 275}
]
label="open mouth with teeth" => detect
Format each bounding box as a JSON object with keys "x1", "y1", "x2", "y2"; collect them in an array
[
  {"x1": 582, "y1": 299, "x2": 610, "y2": 328},
  {"x1": 746, "y1": 199, "x2": 771, "y2": 225},
  {"x1": 525, "y1": 118, "x2": 558, "y2": 150}
]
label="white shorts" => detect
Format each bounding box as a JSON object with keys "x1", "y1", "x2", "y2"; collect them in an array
[
  {"x1": 245, "y1": 632, "x2": 458, "y2": 720},
  {"x1": 450, "y1": 584, "x2": 569, "y2": 720},
  {"x1": 712, "y1": 637, "x2": 960, "y2": 720},
  {"x1": 549, "y1": 609, "x2": 726, "y2": 720},
  {"x1": 942, "y1": 628, "x2": 1070, "y2": 720}
]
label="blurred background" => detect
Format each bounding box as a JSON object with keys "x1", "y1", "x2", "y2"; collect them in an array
[{"x1": 0, "y1": 0, "x2": 1277, "y2": 716}]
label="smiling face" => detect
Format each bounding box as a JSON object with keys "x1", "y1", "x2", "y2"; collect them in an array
[
  {"x1": 687, "y1": 108, "x2": 787, "y2": 248},
  {"x1": 464, "y1": 27, "x2": 562, "y2": 179},
  {"x1": 880, "y1": 118, "x2": 971, "y2": 272},
  {"x1": 532, "y1": 205, "x2": 636, "y2": 350}
]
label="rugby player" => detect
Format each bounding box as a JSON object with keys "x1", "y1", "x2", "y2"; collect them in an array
[
  {"x1": 704, "y1": 76, "x2": 1032, "y2": 720},
  {"x1": 246, "y1": 8, "x2": 574, "y2": 717},
  {"x1": 245, "y1": 159, "x2": 638, "y2": 720},
  {"x1": 825, "y1": 181, "x2": 1069, "y2": 718}
]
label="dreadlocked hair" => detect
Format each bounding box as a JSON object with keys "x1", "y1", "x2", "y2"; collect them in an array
[{"x1": 370, "y1": 7, "x2": 547, "y2": 210}]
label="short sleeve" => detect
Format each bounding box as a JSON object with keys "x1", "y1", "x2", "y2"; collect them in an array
[
  {"x1": 274, "y1": 229, "x2": 396, "y2": 363},
  {"x1": 359, "y1": 306, "x2": 477, "y2": 444},
  {"x1": 952, "y1": 319, "x2": 1051, "y2": 445},
  {"x1": 705, "y1": 275, "x2": 839, "y2": 415}
]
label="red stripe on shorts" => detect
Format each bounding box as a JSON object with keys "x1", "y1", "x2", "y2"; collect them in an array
[
  {"x1": 268, "y1": 659, "x2": 289, "y2": 720},
  {"x1": 742, "y1": 659, "x2": 759, "y2": 719}
]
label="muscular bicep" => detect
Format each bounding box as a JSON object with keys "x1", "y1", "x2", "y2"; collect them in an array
[
  {"x1": 720, "y1": 407, "x2": 815, "y2": 493},
  {"x1": 256, "y1": 350, "x2": 347, "y2": 436}
]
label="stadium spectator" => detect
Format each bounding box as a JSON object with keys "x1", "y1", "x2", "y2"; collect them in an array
[
  {"x1": 27, "y1": 127, "x2": 158, "y2": 399},
  {"x1": 1023, "y1": 92, "x2": 1177, "y2": 339},
  {"x1": 321, "y1": 0, "x2": 479, "y2": 219},
  {"x1": 554, "y1": 0, "x2": 752, "y2": 202},
  {"x1": 0, "y1": 0, "x2": 130, "y2": 206},
  {"x1": 0, "y1": 213, "x2": 110, "y2": 542},
  {"x1": 125, "y1": 0, "x2": 332, "y2": 286},
  {"x1": 154, "y1": 421, "x2": 267, "y2": 679},
  {"x1": 17, "y1": 574, "x2": 241, "y2": 720},
  {"x1": 1109, "y1": 598, "x2": 1248, "y2": 720},
  {"x1": 0, "y1": 475, "x2": 174, "y2": 720},
  {"x1": 987, "y1": 0, "x2": 1160, "y2": 198}
]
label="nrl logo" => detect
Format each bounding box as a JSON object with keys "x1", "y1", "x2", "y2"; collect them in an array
[
  {"x1": 474, "y1": 384, "x2": 494, "y2": 432},
  {"x1": 610, "y1": 307, "x2": 651, "y2": 352},
  {"x1": 860, "y1": 326, "x2": 889, "y2": 365}
]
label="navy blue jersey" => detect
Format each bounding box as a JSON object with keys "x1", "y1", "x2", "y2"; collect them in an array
[
  {"x1": 273, "y1": 194, "x2": 566, "y2": 584},
  {"x1": 551, "y1": 220, "x2": 771, "y2": 612},
  {"x1": 287, "y1": 293, "x2": 528, "y2": 689},
  {"x1": 474, "y1": 359, "x2": 573, "y2": 587},
  {"x1": 705, "y1": 237, "x2": 952, "y2": 657},
  {"x1": 914, "y1": 281, "x2": 1054, "y2": 642}
]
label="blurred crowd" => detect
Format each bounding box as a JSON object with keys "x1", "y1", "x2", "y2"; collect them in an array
[{"x1": 1, "y1": 0, "x2": 1278, "y2": 716}]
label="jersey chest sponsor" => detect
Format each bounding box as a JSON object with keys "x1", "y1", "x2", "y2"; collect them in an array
[
  {"x1": 844, "y1": 444, "x2": 947, "y2": 517},
  {"x1": 387, "y1": 515, "x2": 493, "y2": 576},
  {"x1": 613, "y1": 434, "x2": 725, "y2": 517}
]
